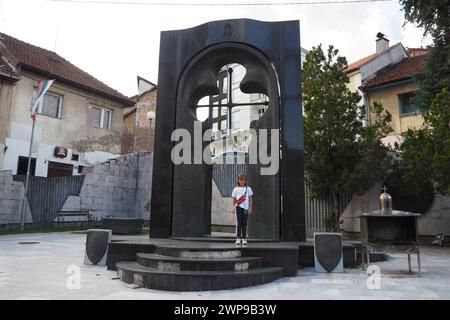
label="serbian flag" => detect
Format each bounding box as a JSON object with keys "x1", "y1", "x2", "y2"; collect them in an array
[{"x1": 31, "y1": 79, "x2": 55, "y2": 120}]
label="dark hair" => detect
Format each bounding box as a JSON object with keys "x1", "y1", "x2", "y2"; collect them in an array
[{"x1": 236, "y1": 173, "x2": 247, "y2": 186}]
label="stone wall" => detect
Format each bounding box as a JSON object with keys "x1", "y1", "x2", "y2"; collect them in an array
[
  {"x1": 0, "y1": 170, "x2": 33, "y2": 230},
  {"x1": 340, "y1": 182, "x2": 450, "y2": 239},
  {"x1": 135, "y1": 152, "x2": 153, "y2": 221},
  {"x1": 211, "y1": 179, "x2": 235, "y2": 231},
  {"x1": 60, "y1": 152, "x2": 152, "y2": 221},
  {"x1": 0, "y1": 152, "x2": 152, "y2": 227},
  {"x1": 340, "y1": 183, "x2": 381, "y2": 235},
  {"x1": 79, "y1": 153, "x2": 138, "y2": 219},
  {"x1": 416, "y1": 193, "x2": 450, "y2": 236}
]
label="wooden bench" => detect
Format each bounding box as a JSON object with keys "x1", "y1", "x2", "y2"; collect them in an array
[{"x1": 56, "y1": 210, "x2": 95, "y2": 223}]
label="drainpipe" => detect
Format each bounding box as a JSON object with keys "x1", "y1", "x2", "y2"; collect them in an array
[{"x1": 361, "y1": 85, "x2": 371, "y2": 126}]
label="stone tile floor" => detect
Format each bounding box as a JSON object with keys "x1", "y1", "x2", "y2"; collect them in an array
[{"x1": 0, "y1": 232, "x2": 449, "y2": 300}]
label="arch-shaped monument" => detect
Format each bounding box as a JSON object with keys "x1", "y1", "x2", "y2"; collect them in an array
[{"x1": 150, "y1": 19, "x2": 305, "y2": 241}]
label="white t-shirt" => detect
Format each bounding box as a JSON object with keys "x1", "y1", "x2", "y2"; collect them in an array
[{"x1": 231, "y1": 186, "x2": 254, "y2": 210}]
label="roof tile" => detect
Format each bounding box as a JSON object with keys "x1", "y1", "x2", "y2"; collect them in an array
[
  {"x1": 0, "y1": 32, "x2": 133, "y2": 105},
  {"x1": 362, "y1": 55, "x2": 426, "y2": 89},
  {"x1": 346, "y1": 52, "x2": 377, "y2": 72}
]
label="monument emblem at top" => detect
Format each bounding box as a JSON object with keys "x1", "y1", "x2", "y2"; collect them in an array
[{"x1": 223, "y1": 23, "x2": 233, "y2": 38}]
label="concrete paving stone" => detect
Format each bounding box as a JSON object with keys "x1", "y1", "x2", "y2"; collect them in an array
[{"x1": 0, "y1": 232, "x2": 450, "y2": 299}]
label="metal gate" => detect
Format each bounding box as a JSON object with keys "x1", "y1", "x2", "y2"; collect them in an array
[{"x1": 14, "y1": 175, "x2": 85, "y2": 227}]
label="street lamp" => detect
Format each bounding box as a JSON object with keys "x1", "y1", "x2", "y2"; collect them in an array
[
  {"x1": 146, "y1": 110, "x2": 155, "y2": 126},
  {"x1": 146, "y1": 110, "x2": 156, "y2": 151}
]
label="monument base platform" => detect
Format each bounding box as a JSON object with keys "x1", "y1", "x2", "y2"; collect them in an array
[
  {"x1": 107, "y1": 237, "x2": 385, "y2": 291},
  {"x1": 107, "y1": 237, "x2": 364, "y2": 271},
  {"x1": 102, "y1": 218, "x2": 143, "y2": 235}
]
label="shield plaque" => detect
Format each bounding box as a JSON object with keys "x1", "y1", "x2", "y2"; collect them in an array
[
  {"x1": 314, "y1": 233, "x2": 343, "y2": 272},
  {"x1": 86, "y1": 230, "x2": 109, "y2": 265}
]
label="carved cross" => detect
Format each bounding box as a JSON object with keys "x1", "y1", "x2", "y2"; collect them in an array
[{"x1": 195, "y1": 66, "x2": 268, "y2": 131}]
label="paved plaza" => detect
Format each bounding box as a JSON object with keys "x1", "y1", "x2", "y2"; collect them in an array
[{"x1": 0, "y1": 232, "x2": 449, "y2": 300}]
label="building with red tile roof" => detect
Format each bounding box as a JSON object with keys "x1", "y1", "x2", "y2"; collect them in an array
[
  {"x1": 0, "y1": 32, "x2": 134, "y2": 177},
  {"x1": 345, "y1": 35, "x2": 409, "y2": 128},
  {"x1": 0, "y1": 32, "x2": 132, "y2": 105},
  {"x1": 362, "y1": 54, "x2": 426, "y2": 90},
  {"x1": 362, "y1": 50, "x2": 428, "y2": 136},
  {"x1": 346, "y1": 53, "x2": 377, "y2": 73}
]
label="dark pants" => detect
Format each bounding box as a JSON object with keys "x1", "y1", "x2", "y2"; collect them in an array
[{"x1": 236, "y1": 206, "x2": 248, "y2": 239}]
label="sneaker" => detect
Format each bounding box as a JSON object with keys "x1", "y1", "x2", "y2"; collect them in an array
[
  {"x1": 235, "y1": 239, "x2": 241, "y2": 246},
  {"x1": 242, "y1": 239, "x2": 248, "y2": 246}
]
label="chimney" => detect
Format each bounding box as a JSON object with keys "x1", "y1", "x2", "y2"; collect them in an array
[{"x1": 376, "y1": 32, "x2": 389, "y2": 54}]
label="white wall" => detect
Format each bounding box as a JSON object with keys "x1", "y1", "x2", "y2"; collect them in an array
[
  {"x1": 360, "y1": 43, "x2": 408, "y2": 82},
  {"x1": 4, "y1": 131, "x2": 119, "y2": 177}
]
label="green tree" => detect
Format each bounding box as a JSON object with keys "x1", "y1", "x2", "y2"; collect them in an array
[
  {"x1": 400, "y1": 0, "x2": 449, "y2": 39},
  {"x1": 400, "y1": 0, "x2": 450, "y2": 110},
  {"x1": 399, "y1": 88, "x2": 450, "y2": 195},
  {"x1": 398, "y1": 0, "x2": 450, "y2": 196},
  {"x1": 303, "y1": 45, "x2": 393, "y2": 231}
]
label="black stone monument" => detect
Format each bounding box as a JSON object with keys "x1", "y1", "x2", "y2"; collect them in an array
[{"x1": 150, "y1": 19, "x2": 305, "y2": 241}]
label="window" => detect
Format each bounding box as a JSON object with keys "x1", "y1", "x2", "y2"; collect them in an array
[
  {"x1": 232, "y1": 110, "x2": 239, "y2": 129},
  {"x1": 222, "y1": 77, "x2": 228, "y2": 94},
  {"x1": 47, "y1": 161, "x2": 73, "y2": 177},
  {"x1": 17, "y1": 156, "x2": 36, "y2": 176},
  {"x1": 221, "y1": 119, "x2": 227, "y2": 131},
  {"x1": 398, "y1": 92, "x2": 420, "y2": 115},
  {"x1": 32, "y1": 89, "x2": 63, "y2": 118},
  {"x1": 88, "y1": 105, "x2": 112, "y2": 129}
]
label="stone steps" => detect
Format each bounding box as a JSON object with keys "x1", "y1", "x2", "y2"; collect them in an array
[
  {"x1": 155, "y1": 246, "x2": 242, "y2": 258},
  {"x1": 136, "y1": 253, "x2": 263, "y2": 271},
  {"x1": 116, "y1": 247, "x2": 285, "y2": 291},
  {"x1": 117, "y1": 261, "x2": 283, "y2": 291}
]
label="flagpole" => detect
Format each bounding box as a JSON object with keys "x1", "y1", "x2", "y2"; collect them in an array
[
  {"x1": 20, "y1": 79, "x2": 54, "y2": 231},
  {"x1": 20, "y1": 116, "x2": 36, "y2": 231}
]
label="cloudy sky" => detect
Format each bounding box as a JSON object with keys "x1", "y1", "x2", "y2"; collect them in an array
[{"x1": 0, "y1": 0, "x2": 431, "y2": 97}]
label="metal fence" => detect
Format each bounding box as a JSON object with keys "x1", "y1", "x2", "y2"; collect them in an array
[
  {"x1": 212, "y1": 163, "x2": 247, "y2": 197},
  {"x1": 14, "y1": 175, "x2": 85, "y2": 227},
  {"x1": 212, "y1": 164, "x2": 352, "y2": 232},
  {"x1": 305, "y1": 185, "x2": 352, "y2": 232}
]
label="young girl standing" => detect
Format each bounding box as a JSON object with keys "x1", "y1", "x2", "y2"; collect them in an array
[{"x1": 231, "y1": 173, "x2": 254, "y2": 246}]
